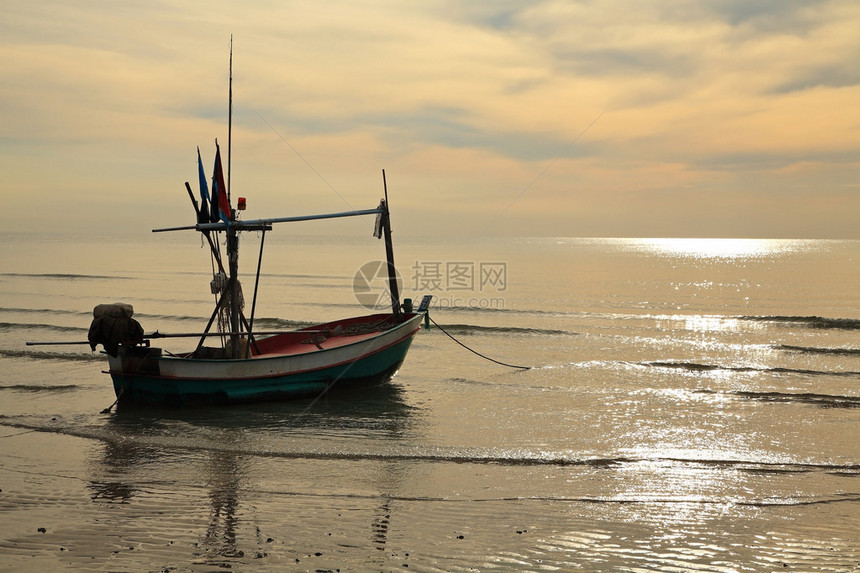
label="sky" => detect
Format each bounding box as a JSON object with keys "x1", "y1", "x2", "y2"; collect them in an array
[{"x1": 2, "y1": 0, "x2": 858, "y2": 239}]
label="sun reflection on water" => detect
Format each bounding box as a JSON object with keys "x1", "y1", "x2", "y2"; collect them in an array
[
  {"x1": 632, "y1": 238, "x2": 793, "y2": 260},
  {"x1": 680, "y1": 314, "x2": 742, "y2": 333}
]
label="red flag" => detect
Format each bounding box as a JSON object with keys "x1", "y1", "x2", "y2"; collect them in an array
[{"x1": 212, "y1": 142, "x2": 231, "y2": 224}]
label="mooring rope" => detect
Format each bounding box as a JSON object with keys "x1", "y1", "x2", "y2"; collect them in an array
[
  {"x1": 427, "y1": 316, "x2": 532, "y2": 370},
  {"x1": 297, "y1": 314, "x2": 532, "y2": 417}
]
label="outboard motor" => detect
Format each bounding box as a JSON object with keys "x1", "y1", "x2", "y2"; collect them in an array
[{"x1": 88, "y1": 303, "x2": 144, "y2": 357}]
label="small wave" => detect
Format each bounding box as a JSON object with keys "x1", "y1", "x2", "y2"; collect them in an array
[
  {"x1": 437, "y1": 306, "x2": 566, "y2": 316},
  {"x1": 0, "y1": 384, "x2": 81, "y2": 393},
  {"x1": 732, "y1": 391, "x2": 860, "y2": 409},
  {"x1": 776, "y1": 344, "x2": 860, "y2": 357},
  {"x1": 248, "y1": 317, "x2": 320, "y2": 330},
  {"x1": 741, "y1": 315, "x2": 860, "y2": 330},
  {"x1": 430, "y1": 323, "x2": 573, "y2": 336},
  {"x1": 642, "y1": 361, "x2": 860, "y2": 378},
  {"x1": 0, "y1": 306, "x2": 90, "y2": 317},
  {"x1": 135, "y1": 311, "x2": 204, "y2": 322},
  {"x1": 260, "y1": 271, "x2": 344, "y2": 280},
  {"x1": 0, "y1": 307, "x2": 185, "y2": 326},
  {"x1": 637, "y1": 456, "x2": 860, "y2": 476},
  {"x1": 244, "y1": 490, "x2": 860, "y2": 508},
  {"x1": 694, "y1": 388, "x2": 860, "y2": 409},
  {"x1": 0, "y1": 349, "x2": 101, "y2": 362},
  {"x1": 0, "y1": 321, "x2": 87, "y2": 334},
  {"x1": 3, "y1": 417, "x2": 858, "y2": 477},
  {"x1": 526, "y1": 494, "x2": 860, "y2": 507},
  {"x1": 736, "y1": 494, "x2": 860, "y2": 507},
  {"x1": 645, "y1": 361, "x2": 723, "y2": 372},
  {"x1": 1, "y1": 272, "x2": 132, "y2": 281},
  {"x1": 447, "y1": 377, "x2": 536, "y2": 390}
]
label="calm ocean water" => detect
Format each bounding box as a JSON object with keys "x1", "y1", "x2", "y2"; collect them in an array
[{"x1": 1, "y1": 231, "x2": 858, "y2": 571}]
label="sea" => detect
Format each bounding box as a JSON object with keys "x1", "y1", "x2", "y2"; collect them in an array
[{"x1": 1, "y1": 230, "x2": 858, "y2": 572}]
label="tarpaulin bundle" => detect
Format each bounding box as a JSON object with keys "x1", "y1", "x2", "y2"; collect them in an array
[{"x1": 87, "y1": 303, "x2": 144, "y2": 357}]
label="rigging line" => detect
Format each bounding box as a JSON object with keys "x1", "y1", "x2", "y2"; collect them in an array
[
  {"x1": 0, "y1": 429, "x2": 35, "y2": 439},
  {"x1": 300, "y1": 376, "x2": 342, "y2": 414},
  {"x1": 476, "y1": 109, "x2": 606, "y2": 239},
  {"x1": 254, "y1": 111, "x2": 362, "y2": 217},
  {"x1": 296, "y1": 321, "x2": 394, "y2": 415},
  {"x1": 296, "y1": 322, "x2": 412, "y2": 415},
  {"x1": 297, "y1": 358, "x2": 361, "y2": 416},
  {"x1": 203, "y1": 233, "x2": 217, "y2": 279},
  {"x1": 428, "y1": 315, "x2": 532, "y2": 370}
]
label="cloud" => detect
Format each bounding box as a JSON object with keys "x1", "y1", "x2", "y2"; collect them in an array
[{"x1": 1, "y1": 0, "x2": 858, "y2": 238}]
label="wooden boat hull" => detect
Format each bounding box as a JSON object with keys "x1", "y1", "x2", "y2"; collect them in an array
[{"x1": 107, "y1": 312, "x2": 424, "y2": 406}]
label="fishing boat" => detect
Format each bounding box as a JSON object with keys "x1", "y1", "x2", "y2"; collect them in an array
[
  {"x1": 30, "y1": 49, "x2": 431, "y2": 407},
  {"x1": 82, "y1": 159, "x2": 430, "y2": 407}
]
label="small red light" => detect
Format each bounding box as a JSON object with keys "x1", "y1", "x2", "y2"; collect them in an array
[{"x1": 237, "y1": 197, "x2": 246, "y2": 210}]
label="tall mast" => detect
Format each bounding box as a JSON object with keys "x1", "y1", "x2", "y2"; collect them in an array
[
  {"x1": 226, "y1": 36, "x2": 240, "y2": 357},
  {"x1": 227, "y1": 35, "x2": 233, "y2": 203}
]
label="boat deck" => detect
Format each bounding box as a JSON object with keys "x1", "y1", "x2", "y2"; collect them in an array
[
  {"x1": 251, "y1": 313, "x2": 406, "y2": 357},
  {"x1": 173, "y1": 313, "x2": 419, "y2": 361}
]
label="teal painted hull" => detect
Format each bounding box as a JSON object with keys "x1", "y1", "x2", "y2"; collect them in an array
[{"x1": 111, "y1": 333, "x2": 415, "y2": 407}]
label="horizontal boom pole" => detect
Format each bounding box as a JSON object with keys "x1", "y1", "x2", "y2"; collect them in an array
[{"x1": 153, "y1": 207, "x2": 384, "y2": 233}]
